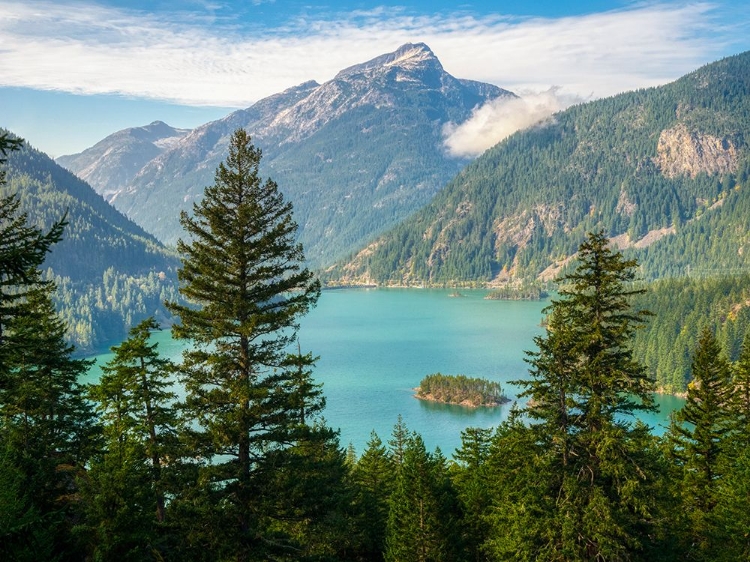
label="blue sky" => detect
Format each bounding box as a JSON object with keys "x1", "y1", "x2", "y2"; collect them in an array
[{"x1": 2, "y1": 0, "x2": 749, "y2": 157}]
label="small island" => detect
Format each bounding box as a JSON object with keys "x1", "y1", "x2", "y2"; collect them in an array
[{"x1": 415, "y1": 373, "x2": 509, "y2": 408}]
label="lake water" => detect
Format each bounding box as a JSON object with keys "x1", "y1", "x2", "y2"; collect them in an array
[{"x1": 85, "y1": 288, "x2": 684, "y2": 456}]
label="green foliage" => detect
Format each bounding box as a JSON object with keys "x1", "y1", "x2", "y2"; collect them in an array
[
  {"x1": 1, "y1": 138, "x2": 97, "y2": 557},
  {"x1": 1, "y1": 132, "x2": 180, "y2": 352},
  {"x1": 80, "y1": 317, "x2": 179, "y2": 558},
  {"x1": 351, "y1": 431, "x2": 394, "y2": 559},
  {"x1": 505, "y1": 232, "x2": 663, "y2": 560},
  {"x1": 384, "y1": 434, "x2": 463, "y2": 562},
  {"x1": 416, "y1": 373, "x2": 505, "y2": 406},
  {"x1": 166, "y1": 128, "x2": 344, "y2": 559},
  {"x1": 484, "y1": 284, "x2": 549, "y2": 300},
  {"x1": 668, "y1": 328, "x2": 734, "y2": 559},
  {"x1": 631, "y1": 274, "x2": 750, "y2": 392},
  {"x1": 332, "y1": 51, "x2": 750, "y2": 285}
]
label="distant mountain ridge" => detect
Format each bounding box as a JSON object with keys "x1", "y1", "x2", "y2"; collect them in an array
[
  {"x1": 59, "y1": 43, "x2": 515, "y2": 266},
  {"x1": 328, "y1": 50, "x2": 750, "y2": 286},
  {"x1": 56, "y1": 121, "x2": 190, "y2": 199}
]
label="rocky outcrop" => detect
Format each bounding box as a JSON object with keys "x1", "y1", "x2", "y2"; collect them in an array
[{"x1": 655, "y1": 124, "x2": 738, "y2": 178}]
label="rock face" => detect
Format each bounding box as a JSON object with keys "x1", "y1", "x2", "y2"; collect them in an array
[
  {"x1": 655, "y1": 124, "x2": 738, "y2": 178},
  {"x1": 327, "y1": 50, "x2": 750, "y2": 285},
  {"x1": 67, "y1": 43, "x2": 514, "y2": 266},
  {"x1": 56, "y1": 121, "x2": 191, "y2": 198}
]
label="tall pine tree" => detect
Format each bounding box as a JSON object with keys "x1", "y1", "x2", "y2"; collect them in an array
[
  {"x1": 167, "y1": 129, "x2": 325, "y2": 560},
  {"x1": 510, "y1": 231, "x2": 662, "y2": 560},
  {"x1": 669, "y1": 328, "x2": 733, "y2": 560}
]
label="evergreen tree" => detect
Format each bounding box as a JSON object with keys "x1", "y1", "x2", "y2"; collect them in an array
[
  {"x1": 384, "y1": 434, "x2": 461, "y2": 562},
  {"x1": 729, "y1": 332, "x2": 750, "y2": 446},
  {"x1": 669, "y1": 328, "x2": 733, "y2": 560},
  {"x1": 166, "y1": 129, "x2": 324, "y2": 560},
  {"x1": 0, "y1": 135, "x2": 65, "y2": 374},
  {"x1": 352, "y1": 431, "x2": 394, "y2": 560},
  {"x1": 0, "y1": 276, "x2": 97, "y2": 559},
  {"x1": 510, "y1": 231, "x2": 662, "y2": 560},
  {"x1": 452, "y1": 427, "x2": 492, "y2": 561},
  {"x1": 81, "y1": 318, "x2": 179, "y2": 559}
]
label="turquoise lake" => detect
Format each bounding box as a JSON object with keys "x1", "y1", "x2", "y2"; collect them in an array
[{"x1": 86, "y1": 288, "x2": 684, "y2": 456}]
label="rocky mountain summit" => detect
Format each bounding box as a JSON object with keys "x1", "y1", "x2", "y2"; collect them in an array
[
  {"x1": 57, "y1": 121, "x2": 190, "y2": 199},
  {"x1": 62, "y1": 43, "x2": 514, "y2": 265},
  {"x1": 328, "y1": 50, "x2": 750, "y2": 286}
]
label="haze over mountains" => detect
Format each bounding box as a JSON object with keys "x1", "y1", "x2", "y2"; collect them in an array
[{"x1": 58, "y1": 43, "x2": 514, "y2": 266}]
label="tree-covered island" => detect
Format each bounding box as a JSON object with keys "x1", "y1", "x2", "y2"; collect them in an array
[{"x1": 415, "y1": 373, "x2": 509, "y2": 407}]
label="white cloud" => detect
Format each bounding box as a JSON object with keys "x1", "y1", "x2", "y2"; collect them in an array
[
  {"x1": 442, "y1": 89, "x2": 579, "y2": 158},
  {"x1": 0, "y1": 1, "x2": 743, "y2": 107}
]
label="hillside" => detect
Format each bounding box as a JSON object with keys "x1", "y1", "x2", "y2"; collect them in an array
[
  {"x1": 61, "y1": 43, "x2": 514, "y2": 266},
  {"x1": 56, "y1": 120, "x2": 190, "y2": 199},
  {"x1": 3, "y1": 134, "x2": 180, "y2": 351},
  {"x1": 328, "y1": 51, "x2": 750, "y2": 285}
]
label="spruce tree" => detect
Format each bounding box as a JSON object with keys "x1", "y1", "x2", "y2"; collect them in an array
[
  {"x1": 82, "y1": 318, "x2": 179, "y2": 559},
  {"x1": 669, "y1": 328, "x2": 733, "y2": 559},
  {"x1": 511, "y1": 231, "x2": 662, "y2": 560},
  {"x1": 166, "y1": 129, "x2": 323, "y2": 560}
]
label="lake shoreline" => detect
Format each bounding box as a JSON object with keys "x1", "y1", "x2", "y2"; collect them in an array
[{"x1": 413, "y1": 388, "x2": 511, "y2": 409}]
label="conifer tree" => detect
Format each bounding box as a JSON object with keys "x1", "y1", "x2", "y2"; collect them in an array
[
  {"x1": 166, "y1": 129, "x2": 324, "y2": 560},
  {"x1": 729, "y1": 332, "x2": 750, "y2": 446},
  {"x1": 0, "y1": 276, "x2": 97, "y2": 559},
  {"x1": 510, "y1": 231, "x2": 662, "y2": 560},
  {"x1": 384, "y1": 434, "x2": 460, "y2": 562},
  {"x1": 669, "y1": 328, "x2": 733, "y2": 559},
  {"x1": 0, "y1": 136, "x2": 65, "y2": 374},
  {"x1": 352, "y1": 431, "x2": 394, "y2": 559},
  {"x1": 82, "y1": 318, "x2": 179, "y2": 559},
  {"x1": 453, "y1": 427, "x2": 493, "y2": 561}
]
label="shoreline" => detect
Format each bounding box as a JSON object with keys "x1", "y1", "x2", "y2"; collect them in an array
[{"x1": 413, "y1": 388, "x2": 511, "y2": 409}]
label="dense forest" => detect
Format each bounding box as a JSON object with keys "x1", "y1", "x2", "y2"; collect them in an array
[
  {"x1": 327, "y1": 50, "x2": 750, "y2": 285},
  {"x1": 1, "y1": 132, "x2": 180, "y2": 351},
  {"x1": 3, "y1": 131, "x2": 750, "y2": 561}
]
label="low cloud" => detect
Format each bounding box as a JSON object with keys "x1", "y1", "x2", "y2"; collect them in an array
[{"x1": 443, "y1": 89, "x2": 579, "y2": 158}]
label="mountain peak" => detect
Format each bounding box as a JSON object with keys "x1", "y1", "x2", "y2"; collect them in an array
[{"x1": 335, "y1": 42, "x2": 441, "y2": 79}]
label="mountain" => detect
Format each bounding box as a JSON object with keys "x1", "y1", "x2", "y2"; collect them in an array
[
  {"x1": 328, "y1": 50, "x2": 750, "y2": 286},
  {"x1": 65, "y1": 43, "x2": 514, "y2": 266},
  {"x1": 3, "y1": 133, "x2": 180, "y2": 351},
  {"x1": 56, "y1": 120, "x2": 190, "y2": 199}
]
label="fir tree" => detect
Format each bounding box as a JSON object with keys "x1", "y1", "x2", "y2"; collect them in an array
[
  {"x1": 0, "y1": 276, "x2": 97, "y2": 559},
  {"x1": 166, "y1": 129, "x2": 324, "y2": 560},
  {"x1": 384, "y1": 435, "x2": 461, "y2": 562},
  {"x1": 352, "y1": 431, "x2": 394, "y2": 560},
  {"x1": 510, "y1": 231, "x2": 662, "y2": 560},
  {"x1": 453, "y1": 427, "x2": 494, "y2": 561},
  {"x1": 81, "y1": 318, "x2": 179, "y2": 559},
  {"x1": 669, "y1": 328, "x2": 733, "y2": 559}
]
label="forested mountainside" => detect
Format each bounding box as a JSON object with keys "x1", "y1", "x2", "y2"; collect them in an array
[
  {"x1": 329, "y1": 50, "x2": 750, "y2": 285},
  {"x1": 60, "y1": 43, "x2": 514, "y2": 266},
  {"x1": 3, "y1": 134, "x2": 179, "y2": 351},
  {"x1": 633, "y1": 274, "x2": 750, "y2": 393},
  {"x1": 56, "y1": 120, "x2": 190, "y2": 199}
]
